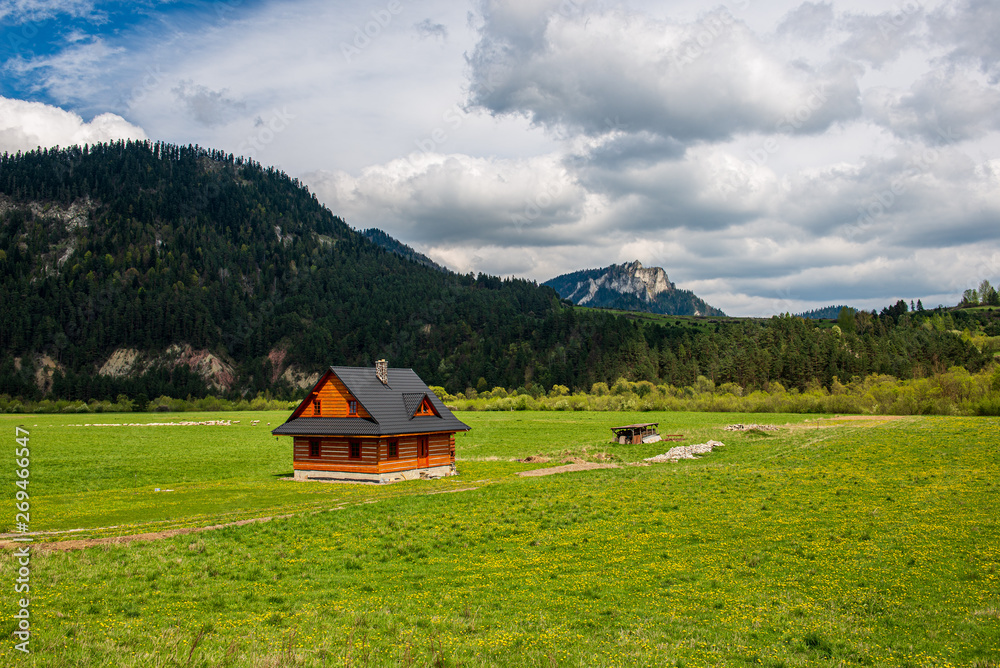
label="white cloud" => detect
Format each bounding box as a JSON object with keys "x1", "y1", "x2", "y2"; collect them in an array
[
  {"x1": 864, "y1": 70, "x2": 1000, "y2": 142},
  {"x1": 0, "y1": 0, "x2": 96, "y2": 22},
  {"x1": 414, "y1": 18, "x2": 448, "y2": 40},
  {"x1": 930, "y1": 0, "x2": 1000, "y2": 82},
  {"x1": 466, "y1": 2, "x2": 863, "y2": 142},
  {"x1": 0, "y1": 96, "x2": 147, "y2": 153},
  {"x1": 4, "y1": 38, "x2": 125, "y2": 107},
  {"x1": 776, "y1": 2, "x2": 835, "y2": 40},
  {"x1": 1, "y1": 0, "x2": 998, "y2": 315},
  {"x1": 835, "y1": 4, "x2": 924, "y2": 68},
  {"x1": 172, "y1": 81, "x2": 247, "y2": 127},
  {"x1": 302, "y1": 151, "x2": 589, "y2": 246}
]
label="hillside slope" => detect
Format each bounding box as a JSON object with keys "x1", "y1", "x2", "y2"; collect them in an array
[
  {"x1": 0, "y1": 141, "x2": 660, "y2": 399},
  {"x1": 361, "y1": 228, "x2": 444, "y2": 272},
  {"x1": 0, "y1": 142, "x2": 989, "y2": 402}
]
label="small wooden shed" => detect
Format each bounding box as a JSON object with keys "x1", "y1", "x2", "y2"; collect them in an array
[
  {"x1": 610, "y1": 423, "x2": 659, "y2": 444},
  {"x1": 272, "y1": 360, "x2": 470, "y2": 483}
]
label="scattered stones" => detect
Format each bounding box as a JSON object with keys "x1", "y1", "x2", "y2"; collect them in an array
[
  {"x1": 724, "y1": 423, "x2": 780, "y2": 432},
  {"x1": 645, "y1": 440, "x2": 725, "y2": 462}
]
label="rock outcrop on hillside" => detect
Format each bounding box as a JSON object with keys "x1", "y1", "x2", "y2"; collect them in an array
[
  {"x1": 96, "y1": 345, "x2": 236, "y2": 393},
  {"x1": 543, "y1": 261, "x2": 725, "y2": 316}
]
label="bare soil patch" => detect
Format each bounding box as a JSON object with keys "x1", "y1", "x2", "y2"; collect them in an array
[
  {"x1": 790, "y1": 415, "x2": 908, "y2": 430},
  {"x1": 516, "y1": 462, "x2": 619, "y2": 477},
  {"x1": 517, "y1": 455, "x2": 551, "y2": 463}
]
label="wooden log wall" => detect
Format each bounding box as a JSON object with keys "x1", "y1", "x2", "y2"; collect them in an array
[
  {"x1": 310, "y1": 374, "x2": 372, "y2": 419},
  {"x1": 293, "y1": 432, "x2": 455, "y2": 473}
]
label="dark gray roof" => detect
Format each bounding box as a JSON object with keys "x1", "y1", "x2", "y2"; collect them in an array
[
  {"x1": 272, "y1": 366, "x2": 470, "y2": 437},
  {"x1": 272, "y1": 417, "x2": 380, "y2": 436},
  {"x1": 402, "y1": 392, "x2": 428, "y2": 418}
]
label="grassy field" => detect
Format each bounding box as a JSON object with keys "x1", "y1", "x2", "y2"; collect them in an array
[{"x1": 1, "y1": 411, "x2": 998, "y2": 666}]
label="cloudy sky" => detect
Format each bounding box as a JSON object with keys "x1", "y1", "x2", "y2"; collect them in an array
[{"x1": 1, "y1": 0, "x2": 999, "y2": 315}]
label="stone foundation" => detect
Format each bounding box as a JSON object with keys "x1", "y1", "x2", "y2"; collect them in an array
[{"x1": 293, "y1": 464, "x2": 456, "y2": 484}]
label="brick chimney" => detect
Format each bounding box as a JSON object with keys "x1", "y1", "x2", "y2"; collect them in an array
[{"x1": 375, "y1": 359, "x2": 388, "y2": 385}]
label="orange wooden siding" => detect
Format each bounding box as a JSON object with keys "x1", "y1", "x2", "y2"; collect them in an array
[
  {"x1": 308, "y1": 373, "x2": 372, "y2": 419},
  {"x1": 293, "y1": 432, "x2": 455, "y2": 473}
]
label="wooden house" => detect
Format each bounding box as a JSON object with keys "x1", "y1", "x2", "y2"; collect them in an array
[{"x1": 272, "y1": 360, "x2": 470, "y2": 483}]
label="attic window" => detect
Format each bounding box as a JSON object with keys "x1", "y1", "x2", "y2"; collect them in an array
[
  {"x1": 415, "y1": 398, "x2": 435, "y2": 416},
  {"x1": 312, "y1": 399, "x2": 321, "y2": 415},
  {"x1": 348, "y1": 399, "x2": 357, "y2": 416}
]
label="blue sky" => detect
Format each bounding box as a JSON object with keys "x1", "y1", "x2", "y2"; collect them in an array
[{"x1": 2, "y1": 0, "x2": 999, "y2": 316}]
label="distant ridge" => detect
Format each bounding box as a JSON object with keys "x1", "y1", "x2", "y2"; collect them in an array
[
  {"x1": 361, "y1": 228, "x2": 446, "y2": 272},
  {"x1": 543, "y1": 261, "x2": 725, "y2": 316},
  {"x1": 795, "y1": 305, "x2": 854, "y2": 319}
]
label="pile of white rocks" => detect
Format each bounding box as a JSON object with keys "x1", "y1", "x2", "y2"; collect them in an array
[
  {"x1": 644, "y1": 440, "x2": 725, "y2": 462},
  {"x1": 724, "y1": 423, "x2": 779, "y2": 431}
]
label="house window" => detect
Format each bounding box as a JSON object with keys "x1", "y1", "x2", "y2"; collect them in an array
[
  {"x1": 309, "y1": 439, "x2": 321, "y2": 457},
  {"x1": 414, "y1": 397, "x2": 437, "y2": 415},
  {"x1": 313, "y1": 399, "x2": 321, "y2": 415},
  {"x1": 349, "y1": 441, "x2": 361, "y2": 459},
  {"x1": 348, "y1": 399, "x2": 357, "y2": 416},
  {"x1": 387, "y1": 440, "x2": 398, "y2": 459}
]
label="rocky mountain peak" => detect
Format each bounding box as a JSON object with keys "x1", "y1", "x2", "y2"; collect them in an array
[
  {"x1": 542, "y1": 261, "x2": 725, "y2": 316},
  {"x1": 618, "y1": 261, "x2": 674, "y2": 301},
  {"x1": 565, "y1": 261, "x2": 675, "y2": 305}
]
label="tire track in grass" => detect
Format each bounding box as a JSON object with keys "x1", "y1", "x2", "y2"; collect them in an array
[
  {"x1": 0, "y1": 514, "x2": 291, "y2": 552},
  {"x1": 0, "y1": 486, "x2": 484, "y2": 551}
]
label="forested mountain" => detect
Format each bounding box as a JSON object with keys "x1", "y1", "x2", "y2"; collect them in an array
[
  {"x1": 361, "y1": 228, "x2": 444, "y2": 272},
  {"x1": 796, "y1": 305, "x2": 854, "y2": 320},
  {"x1": 544, "y1": 261, "x2": 725, "y2": 316},
  {"x1": 0, "y1": 141, "x2": 993, "y2": 403}
]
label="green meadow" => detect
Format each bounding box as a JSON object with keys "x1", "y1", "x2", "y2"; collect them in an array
[{"x1": 1, "y1": 411, "x2": 998, "y2": 667}]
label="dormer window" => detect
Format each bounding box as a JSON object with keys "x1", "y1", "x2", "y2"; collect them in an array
[
  {"x1": 348, "y1": 399, "x2": 357, "y2": 416},
  {"x1": 415, "y1": 398, "x2": 435, "y2": 416},
  {"x1": 313, "y1": 398, "x2": 321, "y2": 415}
]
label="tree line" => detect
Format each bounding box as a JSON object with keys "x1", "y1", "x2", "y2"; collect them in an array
[{"x1": 0, "y1": 141, "x2": 996, "y2": 404}]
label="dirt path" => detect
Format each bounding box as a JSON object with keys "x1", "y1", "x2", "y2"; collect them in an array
[
  {"x1": 0, "y1": 515, "x2": 288, "y2": 552},
  {"x1": 0, "y1": 486, "x2": 482, "y2": 552},
  {"x1": 516, "y1": 463, "x2": 619, "y2": 477},
  {"x1": 785, "y1": 415, "x2": 908, "y2": 430},
  {"x1": 814, "y1": 415, "x2": 907, "y2": 423}
]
